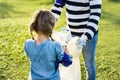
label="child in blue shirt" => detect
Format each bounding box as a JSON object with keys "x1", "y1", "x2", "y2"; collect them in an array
[{"x1": 24, "y1": 9, "x2": 72, "y2": 80}]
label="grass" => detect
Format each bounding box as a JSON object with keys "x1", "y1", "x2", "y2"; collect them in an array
[{"x1": 0, "y1": 0, "x2": 120, "y2": 80}]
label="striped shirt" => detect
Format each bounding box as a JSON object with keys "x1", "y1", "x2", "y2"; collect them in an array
[{"x1": 51, "y1": 0, "x2": 102, "y2": 40}]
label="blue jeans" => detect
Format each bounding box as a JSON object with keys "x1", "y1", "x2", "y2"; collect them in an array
[{"x1": 82, "y1": 34, "x2": 98, "y2": 80}]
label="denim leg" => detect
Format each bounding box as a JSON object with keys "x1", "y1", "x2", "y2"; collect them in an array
[{"x1": 82, "y1": 34, "x2": 98, "y2": 80}]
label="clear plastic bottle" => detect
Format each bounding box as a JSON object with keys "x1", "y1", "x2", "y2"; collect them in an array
[
  {"x1": 52, "y1": 27, "x2": 82, "y2": 56},
  {"x1": 60, "y1": 28, "x2": 72, "y2": 46}
]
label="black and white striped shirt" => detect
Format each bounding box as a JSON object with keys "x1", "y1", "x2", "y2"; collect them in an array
[{"x1": 51, "y1": 0, "x2": 102, "y2": 40}]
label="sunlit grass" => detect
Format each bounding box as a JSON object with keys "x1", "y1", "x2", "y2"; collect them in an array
[{"x1": 0, "y1": 0, "x2": 120, "y2": 80}]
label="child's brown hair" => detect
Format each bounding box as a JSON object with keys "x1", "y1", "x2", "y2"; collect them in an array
[{"x1": 29, "y1": 9, "x2": 56, "y2": 40}]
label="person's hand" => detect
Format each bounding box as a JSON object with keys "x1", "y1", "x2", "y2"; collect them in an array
[
  {"x1": 76, "y1": 34, "x2": 88, "y2": 49},
  {"x1": 62, "y1": 45, "x2": 70, "y2": 54}
]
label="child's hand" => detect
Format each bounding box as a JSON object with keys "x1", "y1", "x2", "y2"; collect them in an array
[{"x1": 62, "y1": 45, "x2": 69, "y2": 54}]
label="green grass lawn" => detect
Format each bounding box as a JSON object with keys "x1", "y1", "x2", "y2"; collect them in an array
[{"x1": 0, "y1": 0, "x2": 120, "y2": 80}]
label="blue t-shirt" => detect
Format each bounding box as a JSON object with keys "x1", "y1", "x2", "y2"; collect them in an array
[{"x1": 24, "y1": 39, "x2": 72, "y2": 80}]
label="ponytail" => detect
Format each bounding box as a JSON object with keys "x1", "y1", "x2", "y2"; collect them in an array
[
  {"x1": 30, "y1": 31, "x2": 34, "y2": 40},
  {"x1": 50, "y1": 35, "x2": 54, "y2": 41}
]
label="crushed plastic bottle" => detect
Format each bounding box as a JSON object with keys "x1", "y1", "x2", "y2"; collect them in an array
[
  {"x1": 52, "y1": 27, "x2": 83, "y2": 56},
  {"x1": 52, "y1": 27, "x2": 72, "y2": 46},
  {"x1": 60, "y1": 28, "x2": 72, "y2": 46}
]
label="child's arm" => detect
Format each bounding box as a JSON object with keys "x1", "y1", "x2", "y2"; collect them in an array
[
  {"x1": 55, "y1": 42, "x2": 72, "y2": 67},
  {"x1": 24, "y1": 39, "x2": 31, "y2": 57},
  {"x1": 60, "y1": 52, "x2": 72, "y2": 67}
]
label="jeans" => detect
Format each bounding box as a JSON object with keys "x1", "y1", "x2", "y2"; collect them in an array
[{"x1": 82, "y1": 34, "x2": 98, "y2": 80}]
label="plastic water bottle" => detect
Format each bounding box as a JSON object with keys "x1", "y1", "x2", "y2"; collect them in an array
[
  {"x1": 60, "y1": 28, "x2": 72, "y2": 46},
  {"x1": 52, "y1": 27, "x2": 82, "y2": 56},
  {"x1": 52, "y1": 27, "x2": 72, "y2": 46}
]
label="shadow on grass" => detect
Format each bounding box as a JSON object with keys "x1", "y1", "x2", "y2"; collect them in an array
[
  {"x1": 0, "y1": 62, "x2": 7, "y2": 80},
  {"x1": 0, "y1": 72, "x2": 7, "y2": 80},
  {"x1": 101, "y1": 11, "x2": 120, "y2": 26},
  {"x1": 108, "y1": 0, "x2": 120, "y2": 3},
  {"x1": 0, "y1": 2, "x2": 26, "y2": 18}
]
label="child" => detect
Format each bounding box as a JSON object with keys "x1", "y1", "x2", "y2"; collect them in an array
[{"x1": 24, "y1": 9, "x2": 72, "y2": 80}]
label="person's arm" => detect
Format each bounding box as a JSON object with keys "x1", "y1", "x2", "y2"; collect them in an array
[
  {"x1": 59, "y1": 52, "x2": 72, "y2": 66},
  {"x1": 84, "y1": 0, "x2": 102, "y2": 40},
  {"x1": 55, "y1": 42, "x2": 72, "y2": 68},
  {"x1": 76, "y1": 0, "x2": 101, "y2": 48},
  {"x1": 51, "y1": 0, "x2": 66, "y2": 20},
  {"x1": 24, "y1": 41, "x2": 29, "y2": 56},
  {"x1": 24, "y1": 39, "x2": 32, "y2": 57}
]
